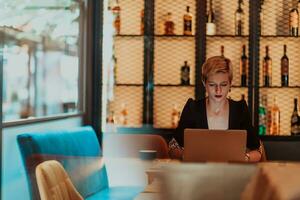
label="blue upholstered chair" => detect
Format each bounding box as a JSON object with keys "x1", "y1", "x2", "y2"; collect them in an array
[{"x1": 17, "y1": 126, "x2": 144, "y2": 200}]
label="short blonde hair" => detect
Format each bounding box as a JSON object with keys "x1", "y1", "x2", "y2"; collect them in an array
[{"x1": 201, "y1": 56, "x2": 233, "y2": 84}]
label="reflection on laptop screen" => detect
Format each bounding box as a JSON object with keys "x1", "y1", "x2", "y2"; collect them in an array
[{"x1": 183, "y1": 129, "x2": 247, "y2": 162}]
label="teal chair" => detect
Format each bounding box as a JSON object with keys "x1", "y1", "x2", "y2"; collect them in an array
[{"x1": 17, "y1": 126, "x2": 144, "y2": 200}]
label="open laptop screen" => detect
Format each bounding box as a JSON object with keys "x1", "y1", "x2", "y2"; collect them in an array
[{"x1": 183, "y1": 129, "x2": 247, "y2": 162}]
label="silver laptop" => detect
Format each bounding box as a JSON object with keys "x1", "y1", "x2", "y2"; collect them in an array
[{"x1": 183, "y1": 129, "x2": 247, "y2": 162}]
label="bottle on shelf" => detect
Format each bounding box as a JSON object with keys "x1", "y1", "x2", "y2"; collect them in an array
[
  {"x1": 112, "y1": 0, "x2": 121, "y2": 35},
  {"x1": 164, "y1": 12, "x2": 175, "y2": 35},
  {"x1": 259, "y1": 95, "x2": 267, "y2": 136},
  {"x1": 206, "y1": 0, "x2": 216, "y2": 35},
  {"x1": 281, "y1": 44, "x2": 289, "y2": 87},
  {"x1": 119, "y1": 103, "x2": 128, "y2": 125},
  {"x1": 141, "y1": 9, "x2": 144, "y2": 35},
  {"x1": 241, "y1": 94, "x2": 245, "y2": 101},
  {"x1": 171, "y1": 104, "x2": 180, "y2": 128},
  {"x1": 263, "y1": 46, "x2": 272, "y2": 87},
  {"x1": 240, "y1": 45, "x2": 248, "y2": 87},
  {"x1": 180, "y1": 61, "x2": 190, "y2": 85},
  {"x1": 289, "y1": 4, "x2": 299, "y2": 36},
  {"x1": 291, "y1": 98, "x2": 300, "y2": 135},
  {"x1": 269, "y1": 96, "x2": 280, "y2": 135},
  {"x1": 106, "y1": 110, "x2": 117, "y2": 133},
  {"x1": 183, "y1": 6, "x2": 193, "y2": 35},
  {"x1": 220, "y1": 45, "x2": 225, "y2": 57},
  {"x1": 235, "y1": 0, "x2": 244, "y2": 36}
]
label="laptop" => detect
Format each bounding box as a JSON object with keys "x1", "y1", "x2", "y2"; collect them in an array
[{"x1": 183, "y1": 129, "x2": 247, "y2": 162}]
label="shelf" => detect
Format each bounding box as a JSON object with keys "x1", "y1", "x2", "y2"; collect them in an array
[
  {"x1": 260, "y1": 135, "x2": 300, "y2": 141},
  {"x1": 154, "y1": 84, "x2": 195, "y2": 87},
  {"x1": 260, "y1": 35, "x2": 300, "y2": 38},
  {"x1": 206, "y1": 35, "x2": 249, "y2": 38},
  {"x1": 259, "y1": 86, "x2": 300, "y2": 89},
  {"x1": 231, "y1": 85, "x2": 248, "y2": 88},
  {"x1": 154, "y1": 35, "x2": 195, "y2": 38},
  {"x1": 114, "y1": 34, "x2": 143, "y2": 38},
  {"x1": 115, "y1": 83, "x2": 143, "y2": 87}
]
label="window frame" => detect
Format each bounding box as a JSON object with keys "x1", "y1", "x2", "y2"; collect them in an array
[{"x1": 0, "y1": 0, "x2": 90, "y2": 126}]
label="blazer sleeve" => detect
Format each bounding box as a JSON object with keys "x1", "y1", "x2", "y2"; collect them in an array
[
  {"x1": 174, "y1": 98, "x2": 195, "y2": 147},
  {"x1": 240, "y1": 100, "x2": 260, "y2": 150}
]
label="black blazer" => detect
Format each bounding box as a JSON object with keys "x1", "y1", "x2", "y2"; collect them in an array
[{"x1": 174, "y1": 98, "x2": 260, "y2": 150}]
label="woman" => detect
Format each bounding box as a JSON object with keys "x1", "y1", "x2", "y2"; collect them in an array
[{"x1": 169, "y1": 56, "x2": 261, "y2": 162}]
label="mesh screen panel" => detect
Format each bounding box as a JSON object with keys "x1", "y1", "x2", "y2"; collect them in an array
[
  {"x1": 154, "y1": 0, "x2": 196, "y2": 35},
  {"x1": 259, "y1": 0, "x2": 300, "y2": 135},
  {"x1": 118, "y1": 0, "x2": 144, "y2": 35},
  {"x1": 154, "y1": 37, "x2": 195, "y2": 85},
  {"x1": 259, "y1": 38, "x2": 300, "y2": 87},
  {"x1": 207, "y1": 0, "x2": 249, "y2": 35},
  {"x1": 154, "y1": 87, "x2": 194, "y2": 128},
  {"x1": 260, "y1": 89, "x2": 300, "y2": 135},
  {"x1": 110, "y1": 86, "x2": 143, "y2": 127},
  {"x1": 261, "y1": 0, "x2": 292, "y2": 36},
  {"x1": 114, "y1": 37, "x2": 144, "y2": 84},
  {"x1": 206, "y1": 37, "x2": 249, "y2": 86}
]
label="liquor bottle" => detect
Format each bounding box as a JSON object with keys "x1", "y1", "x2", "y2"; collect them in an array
[
  {"x1": 259, "y1": 95, "x2": 267, "y2": 136},
  {"x1": 141, "y1": 9, "x2": 144, "y2": 35},
  {"x1": 119, "y1": 103, "x2": 128, "y2": 125},
  {"x1": 171, "y1": 104, "x2": 180, "y2": 128},
  {"x1": 181, "y1": 61, "x2": 190, "y2": 85},
  {"x1": 289, "y1": 5, "x2": 299, "y2": 36},
  {"x1": 183, "y1": 6, "x2": 193, "y2": 35},
  {"x1": 206, "y1": 0, "x2": 216, "y2": 35},
  {"x1": 220, "y1": 45, "x2": 225, "y2": 57},
  {"x1": 263, "y1": 46, "x2": 272, "y2": 87},
  {"x1": 281, "y1": 44, "x2": 289, "y2": 87},
  {"x1": 291, "y1": 98, "x2": 299, "y2": 135},
  {"x1": 164, "y1": 12, "x2": 175, "y2": 35},
  {"x1": 270, "y1": 96, "x2": 280, "y2": 135},
  {"x1": 240, "y1": 45, "x2": 248, "y2": 87},
  {"x1": 112, "y1": 0, "x2": 121, "y2": 35},
  {"x1": 235, "y1": 0, "x2": 244, "y2": 36},
  {"x1": 241, "y1": 94, "x2": 245, "y2": 101}
]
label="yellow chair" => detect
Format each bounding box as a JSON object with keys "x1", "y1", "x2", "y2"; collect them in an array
[
  {"x1": 35, "y1": 160, "x2": 84, "y2": 200},
  {"x1": 260, "y1": 140, "x2": 267, "y2": 162}
]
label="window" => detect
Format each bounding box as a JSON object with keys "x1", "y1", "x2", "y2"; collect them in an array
[{"x1": 0, "y1": 0, "x2": 84, "y2": 122}]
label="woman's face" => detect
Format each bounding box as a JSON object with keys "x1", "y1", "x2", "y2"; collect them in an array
[{"x1": 205, "y1": 72, "x2": 231, "y2": 103}]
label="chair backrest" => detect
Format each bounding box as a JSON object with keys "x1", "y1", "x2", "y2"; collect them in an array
[
  {"x1": 17, "y1": 126, "x2": 108, "y2": 200},
  {"x1": 103, "y1": 134, "x2": 169, "y2": 158},
  {"x1": 260, "y1": 140, "x2": 267, "y2": 162},
  {"x1": 36, "y1": 160, "x2": 83, "y2": 200}
]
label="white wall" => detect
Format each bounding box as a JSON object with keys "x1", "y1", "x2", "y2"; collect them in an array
[{"x1": 1, "y1": 117, "x2": 82, "y2": 200}]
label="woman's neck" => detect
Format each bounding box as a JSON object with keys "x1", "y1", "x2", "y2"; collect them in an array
[{"x1": 206, "y1": 97, "x2": 229, "y2": 115}]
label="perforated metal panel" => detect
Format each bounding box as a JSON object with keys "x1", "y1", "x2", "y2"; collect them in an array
[
  {"x1": 114, "y1": 37, "x2": 144, "y2": 84},
  {"x1": 258, "y1": 0, "x2": 300, "y2": 135},
  {"x1": 206, "y1": 37, "x2": 249, "y2": 87},
  {"x1": 229, "y1": 87, "x2": 248, "y2": 102},
  {"x1": 117, "y1": 0, "x2": 144, "y2": 35},
  {"x1": 154, "y1": 0, "x2": 196, "y2": 35},
  {"x1": 154, "y1": 37, "x2": 195, "y2": 85},
  {"x1": 207, "y1": 0, "x2": 249, "y2": 35},
  {"x1": 260, "y1": 0, "x2": 292, "y2": 36},
  {"x1": 259, "y1": 38, "x2": 300, "y2": 87},
  {"x1": 110, "y1": 86, "x2": 143, "y2": 127},
  {"x1": 260, "y1": 89, "x2": 300, "y2": 135},
  {"x1": 154, "y1": 87, "x2": 194, "y2": 128}
]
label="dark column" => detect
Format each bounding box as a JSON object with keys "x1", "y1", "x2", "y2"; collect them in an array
[
  {"x1": 249, "y1": 0, "x2": 260, "y2": 131},
  {"x1": 143, "y1": 0, "x2": 154, "y2": 125},
  {"x1": 195, "y1": 0, "x2": 207, "y2": 100}
]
